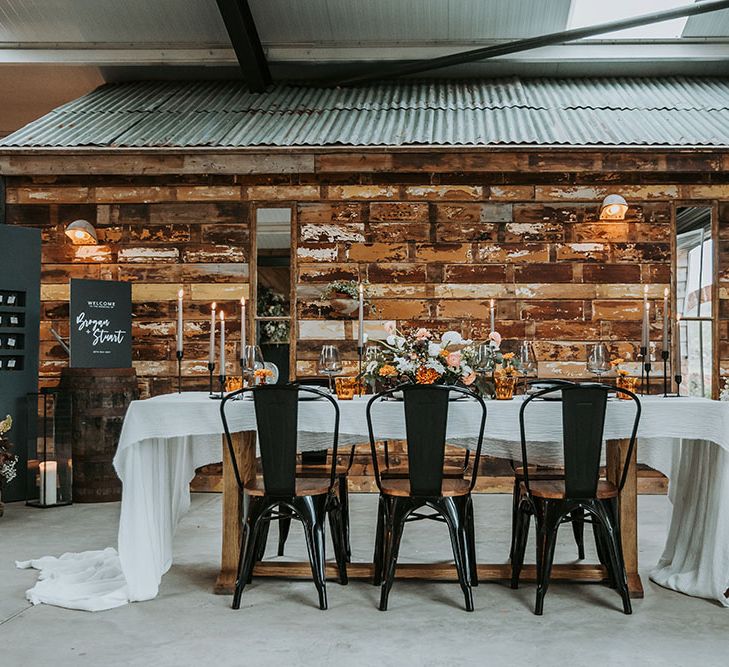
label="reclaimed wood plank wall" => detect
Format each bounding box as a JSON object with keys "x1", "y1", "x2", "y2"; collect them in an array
[
  {"x1": 2, "y1": 148, "x2": 728, "y2": 396},
  {"x1": 4, "y1": 181, "x2": 251, "y2": 396}
]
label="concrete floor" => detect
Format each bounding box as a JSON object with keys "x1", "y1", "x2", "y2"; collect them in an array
[{"x1": 1, "y1": 493, "x2": 728, "y2": 667}]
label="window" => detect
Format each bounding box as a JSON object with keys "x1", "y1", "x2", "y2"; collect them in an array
[{"x1": 675, "y1": 206, "x2": 715, "y2": 398}]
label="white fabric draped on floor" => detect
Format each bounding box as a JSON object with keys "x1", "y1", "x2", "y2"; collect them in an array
[{"x1": 17, "y1": 392, "x2": 729, "y2": 610}]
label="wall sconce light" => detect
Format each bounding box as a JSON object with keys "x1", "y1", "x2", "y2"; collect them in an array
[
  {"x1": 599, "y1": 194, "x2": 629, "y2": 221},
  {"x1": 64, "y1": 219, "x2": 98, "y2": 245}
]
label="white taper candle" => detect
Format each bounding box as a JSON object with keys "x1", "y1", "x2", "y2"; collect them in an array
[
  {"x1": 219, "y1": 311, "x2": 225, "y2": 374},
  {"x1": 358, "y1": 282, "x2": 364, "y2": 349},
  {"x1": 176, "y1": 289, "x2": 184, "y2": 353},
  {"x1": 209, "y1": 302, "x2": 216, "y2": 366}
]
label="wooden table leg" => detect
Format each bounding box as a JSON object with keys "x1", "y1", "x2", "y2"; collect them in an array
[
  {"x1": 606, "y1": 437, "x2": 643, "y2": 599},
  {"x1": 214, "y1": 431, "x2": 256, "y2": 594}
]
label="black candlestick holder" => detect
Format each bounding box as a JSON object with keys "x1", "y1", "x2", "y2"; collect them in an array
[
  {"x1": 674, "y1": 374, "x2": 683, "y2": 397},
  {"x1": 639, "y1": 346, "x2": 647, "y2": 394},
  {"x1": 643, "y1": 362, "x2": 652, "y2": 396},
  {"x1": 661, "y1": 350, "x2": 669, "y2": 397},
  {"x1": 207, "y1": 362, "x2": 215, "y2": 395},
  {"x1": 218, "y1": 374, "x2": 226, "y2": 400},
  {"x1": 358, "y1": 345, "x2": 364, "y2": 379},
  {"x1": 176, "y1": 350, "x2": 183, "y2": 393}
]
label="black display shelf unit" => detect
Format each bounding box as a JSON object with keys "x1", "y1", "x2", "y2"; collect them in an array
[{"x1": 0, "y1": 226, "x2": 41, "y2": 502}]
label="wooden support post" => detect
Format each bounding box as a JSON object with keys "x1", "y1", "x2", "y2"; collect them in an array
[
  {"x1": 214, "y1": 430, "x2": 256, "y2": 594},
  {"x1": 606, "y1": 437, "x2": 644, "y2": 598}
]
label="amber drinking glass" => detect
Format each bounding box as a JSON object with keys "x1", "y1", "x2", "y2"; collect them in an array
[{"x1": 335, "y1": 376, "x2": 358, "y2": 400}]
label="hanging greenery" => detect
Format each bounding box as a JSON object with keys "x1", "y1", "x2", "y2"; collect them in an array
[{"x1": 257, "y1": 286, "x2": 290, "y2": 345}]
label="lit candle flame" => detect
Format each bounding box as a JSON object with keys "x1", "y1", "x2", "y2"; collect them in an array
[{"x1": 220, "y1": 310, "x2": 225, "y2": 321}]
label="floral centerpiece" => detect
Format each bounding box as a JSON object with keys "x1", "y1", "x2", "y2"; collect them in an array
[
  {"x1": 493, "y1": 352, "x2": 521, "y2": 399},
  {"x1": 0, "y1": 415, "x2": 18, "y2": 517},
  {"x1": 362, "y1": 322, "x2": 507, "y2": 395}
]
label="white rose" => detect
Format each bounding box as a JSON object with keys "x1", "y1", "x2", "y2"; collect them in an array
[{"x1": 441, "y1": 331, "x2": 462, "y2": 346}]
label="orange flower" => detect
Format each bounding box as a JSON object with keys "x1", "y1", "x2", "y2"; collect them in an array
[
  {"x1": 502, "y1": 352, "x2": 515, "y2": 361},
  {"x1": 617, "y1": 369, "x2": 630, "y2": 377},
  {"x1": 379, "y1": 364, "x2": 398, "y2": 378},
  {"x1": 254, "y1": 368, "x2": 273, "y2": 379},
  {"x1": 610, "y1": 358, "x2": 624, "y2": 367},
  {"x1": 416, "y1": 366, "x2": 440, "y2": 384}
]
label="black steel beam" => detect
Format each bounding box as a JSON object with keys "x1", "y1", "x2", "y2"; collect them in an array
[
  {"x1": 216, "y1": 0, "x2": 271, "y2": 92},
  {"x1": 334, "y1": 0, "x2": 729, "y2": 86}
]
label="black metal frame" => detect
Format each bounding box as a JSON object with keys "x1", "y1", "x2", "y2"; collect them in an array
[
  {"x1": 220, "y1": 383, "x2": 348, "y2": 610},
  {"x1": 215, "y1": 0, "x2": 271, "y2": 92},
  {"x1": 333, "y1": 0, "x2": 729, "y2": 85},
  {"x1": 510, "y1": 383, "x2": 641, "y2": 615},
  {"x1": 366, "y1": 383, "x2": 487, "y2": 611}
]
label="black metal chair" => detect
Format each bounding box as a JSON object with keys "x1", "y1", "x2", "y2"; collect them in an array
[
  {"x1": 220, "y1": 384, "x2": 349, "y2": 611},
  {"x1": 275, "y1": 377, "x2": 356, "y2": 562},
  {"x1": 510, "y1": 383, "x2": 641, "y2": 615},
  {"x1": 508, "y1": 379, "x2": 588, "y2": 561},
  {"x1": 366, "y1": 383, "x2": 487, "y2": 612}
]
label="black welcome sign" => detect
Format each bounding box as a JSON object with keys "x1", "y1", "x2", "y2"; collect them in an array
[{"x1": 70, "y1": 279, "x2": 132, "y2": 368}]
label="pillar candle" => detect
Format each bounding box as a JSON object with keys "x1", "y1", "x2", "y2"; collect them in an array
[
  {"x1": 219, "y1": 311, "x2": 225, "y2": 374},
  {"x1": 662, "y1": 288, "x2": 669, "y2": 353},
  {"x1": 240, "y1": 297, "x2": 246, "y2": 357},
  {"x1": 358, "y1": 283, "x2": 364, "y2": 349},
  {"x1": 489, "y1": 299, "x2": 495, "y2": 333},
  {"x1": 209, "y1": 302, "x2": 216, "y2": 366},
  {"x1": 176, "y1": 289, "x2": 184, "y2": 353},
  {"x1": 40, "y1": 460, "x2": 57, "y2": 506}
]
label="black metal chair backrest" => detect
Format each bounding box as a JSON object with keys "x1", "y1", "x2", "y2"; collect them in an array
[
  {"x1": 220, "y1": 383, "x2": 340, "y2": 496},
  {"x1": 366, "y1": 383, "x2": 487, "y2": 496},
  {"x1": 519, "y1": 383, "x2": 641, "y2": 497}
]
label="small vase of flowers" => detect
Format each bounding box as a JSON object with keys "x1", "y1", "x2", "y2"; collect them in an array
[
  {"x1": 0, "y1": 415, "x2": 18, "y2": 517},
  {"x1": 493, "y1": 352, "x2": 520, "y2": 400},
  {"x1": 611, "y1": 358, "x2": 638, "y2": 398}
]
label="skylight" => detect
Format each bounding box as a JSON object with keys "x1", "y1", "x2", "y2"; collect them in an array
[{"x1": 568, "y1": 0, "x2": 690, "y2": 39}]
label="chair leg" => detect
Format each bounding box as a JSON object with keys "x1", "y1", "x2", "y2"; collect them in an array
[
  {"x1": 277, "y1": 505, "x2": 292, "y2": 557},
  {"x1": 372, "y1": 494, "x2": 387, "y2": 586},
  {"x1": 379, "y1": 497, "x2": 409, "y2": 611},
  {"x1": 592, "y1": 516, "x2": 617, "y2": 588},
  {"x1": 510, "y1": 498, "x2": 531, "y2": 589},
  {"x1": 338, "y1": 474, "x2": 352, "y2": 562},
  {"x1": 441, "y1": 496, "x2": 474, "y2": 612},
  {"x1": 600, "y1": 499, "x2": 632, "y2": 615},
  {"x1": 297, "y1": 495, "x2": 328, "y2": 610},
  {"x1": 571, "y1": 507, "x2": 586, "y2": 560},
  {"x1": 465, "y1": 495, "x2": 478, "y2": 586},
  {"x1": 327, "y1": 494, "x2": 348, "y2": 585},
  {"x1": 534, "y1": 502, "x2": 560, "y2": 616},
  {"x1": 233, "y1": 497, "x2": 265, "y2": 609},
  {"x1": 509, "y1": 477, "x2": 520, "y2": 561}
]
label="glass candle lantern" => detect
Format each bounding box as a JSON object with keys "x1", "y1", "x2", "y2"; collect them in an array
[{"x1": 26, "y1": 388, "x2": 72, "y2": 508}]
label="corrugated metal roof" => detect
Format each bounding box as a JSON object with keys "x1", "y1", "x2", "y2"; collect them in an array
[{"x1": 3, "y1": 77, "x2": 729, "y2": 149}]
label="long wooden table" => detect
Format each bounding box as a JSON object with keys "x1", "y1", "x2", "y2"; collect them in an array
[{"x1": 213, "y1": 432, "x2": 642, "y2": 598}]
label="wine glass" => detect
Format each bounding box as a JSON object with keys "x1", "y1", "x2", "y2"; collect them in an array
[
  {"x1": 519, "y1": 341, "x2": 538, "y2": 378},
  {"x1": 586, "y1": 342, "x2": 611, "y2": 379},
  {"x1": 519, "y1": 341, "x2": 538, "y2": 393},
  {"x1": 473, "y1": 342, "x2": 494, "y2": 372},
  {"x1": 318, "y1": 344, "x2": 342, "y2": 392},
  {"x1": 242, "y1": 344, "x2": 264, "y2": 384}
]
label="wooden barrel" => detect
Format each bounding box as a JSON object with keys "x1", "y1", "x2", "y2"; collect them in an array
[{"x1": 60, "y1": 367, "x2": 139, "y2": 503}]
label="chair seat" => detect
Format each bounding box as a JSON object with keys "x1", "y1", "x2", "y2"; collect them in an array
[
  {"x1": 381, "y1": 464, "x2": 466, "y2": 480},
  {"x1": 521, "y1": 479, "x2": 619, "y2": 500},
  {"x1": 295, "y1": 462, "x2": 350, "y2": 478},
  {"x1": 244, "y1": 476, "x2": 332, "y2": 497},
  {"x1": 380, "y1": 477, "x2": 471, "y2": 498},
  {"x1": 513, "y1": 466, "x2": 565, "y2": 480}
]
